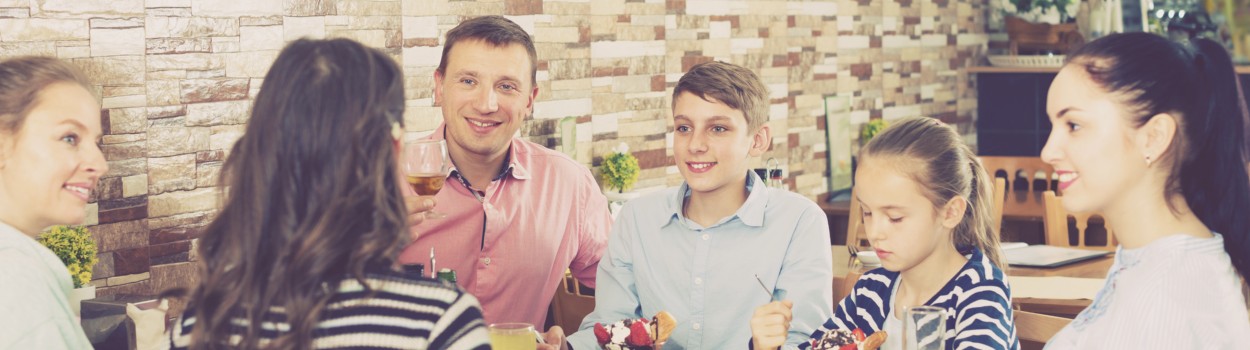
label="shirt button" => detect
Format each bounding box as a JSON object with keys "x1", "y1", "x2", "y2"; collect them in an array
[
  {"x1": 694, "y1": 278, "x2": 703, "y2": 285},
  {"x1": 701, "y1": 234, "x2": 709, "y2": 240},
  {"x1": 483, "y1": 257, "x2": 491, "y2": 265},
  {"x1": 692, "y1": 323, "x2": 701, "y2": 330}
]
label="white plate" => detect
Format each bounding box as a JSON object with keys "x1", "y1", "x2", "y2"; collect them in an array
[{"x1": 856, "y1": 251, "x2": 881, "y2": 265}]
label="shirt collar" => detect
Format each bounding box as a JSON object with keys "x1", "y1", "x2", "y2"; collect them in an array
[
  {"x1": 429, "y1": 123, "x2": 530, "y2": 182},
  {"x1": 665, "y1": 170, "x2": 768, "y2": 228}
]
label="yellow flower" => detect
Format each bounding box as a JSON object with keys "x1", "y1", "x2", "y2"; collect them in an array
[{"x1": 38, "y1": 226, "x2": 96, "y2": 288}]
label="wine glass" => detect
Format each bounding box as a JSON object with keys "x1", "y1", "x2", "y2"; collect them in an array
[{"x1": 403, "y1": 139, "x2": 449, "y2": 219}]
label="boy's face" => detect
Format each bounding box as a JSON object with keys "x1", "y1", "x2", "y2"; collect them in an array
[{"x1": 672, "y1": 91, "x2": 770, "y2": 196}]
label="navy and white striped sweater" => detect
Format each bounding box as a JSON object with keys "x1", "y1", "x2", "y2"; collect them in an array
[
  {"x1": 804, "y1": 248, "x2": 1019, "y2": 350},
  {"x1": 170, "y1": 271, "x2": 491, "y2": 350}
]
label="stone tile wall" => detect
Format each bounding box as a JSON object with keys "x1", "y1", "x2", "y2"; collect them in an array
[{"x1": 0, "y1": 0, "x2": 988, "y2": 296}]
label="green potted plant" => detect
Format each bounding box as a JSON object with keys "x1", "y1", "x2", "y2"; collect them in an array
[
  {"x1": 600, "y1": 142, "x2": 641, "y2": 203},
  {"x1": 859, "y1": 118, "x2": 890, "y2": 147},
  {"x1": 38, "y1": 225, "x2": 97, "y2": 316}
]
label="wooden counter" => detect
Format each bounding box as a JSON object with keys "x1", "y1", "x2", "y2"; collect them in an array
[{"x1": 967, "y1": 65, "x2": 1250, "y2": 74}]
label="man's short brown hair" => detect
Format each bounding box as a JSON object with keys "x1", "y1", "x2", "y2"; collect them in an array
[
  {"x1": 436, "y1": 15, "x2": 539, "y2": 87},
  {"x1": 672, "y1": 61, "x2": 770, "y2": 131}
]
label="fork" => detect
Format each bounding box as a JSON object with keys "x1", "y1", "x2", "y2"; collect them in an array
[{"x1": 846, "y1": 244, "x2": 860, "y2": 268}]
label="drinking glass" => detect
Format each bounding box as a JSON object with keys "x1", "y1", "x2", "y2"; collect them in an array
[
  {"x1": 403, "y1": 139, "x2": 449, "y2": 219},
  {"x1": 904, "y1": 306, "x2": 947, "y2": 350},
  {"x1": 488, "y1": 323, "x2": 537, "y2": 350}
]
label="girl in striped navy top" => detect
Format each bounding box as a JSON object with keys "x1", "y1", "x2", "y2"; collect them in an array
[{"x1": 751, "y1": 118, "x2": 1018, "y2": 350}]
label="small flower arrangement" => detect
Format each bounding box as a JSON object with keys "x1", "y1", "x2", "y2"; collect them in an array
[
  {"x1": 1000, "y1": 0, "x2": 1076, "y2": 24},
  {"x1": 601, "y1": 142, "x2": 640, "y2": 193},
  {"x1": 38, "y1": 225, "x2": 96, "y2": 288}
]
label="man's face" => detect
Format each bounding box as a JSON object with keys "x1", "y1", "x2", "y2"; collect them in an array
[{"x1": 435, "y1": 39, "x2": 538, "y2": 161}]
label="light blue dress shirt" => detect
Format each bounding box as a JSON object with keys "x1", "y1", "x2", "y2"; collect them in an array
[{"x1": 567, "y1": 172, "x2": 833, "y2": 350}]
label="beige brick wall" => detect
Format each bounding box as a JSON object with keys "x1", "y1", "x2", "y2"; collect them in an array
[{"x1": 0, "y1": 0, "x2": 989, "y2": 296}]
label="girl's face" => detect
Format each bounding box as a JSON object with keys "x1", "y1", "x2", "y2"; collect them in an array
[
  {"x1": 0, "y1": 82, "x2": 107, "y2": 235},
  {"x1": 1042, "y1": 64, "x2": 1154, "y2": 214},
  {"x1": 855, "y1": 157, "x2": 961, "y2": 273}
]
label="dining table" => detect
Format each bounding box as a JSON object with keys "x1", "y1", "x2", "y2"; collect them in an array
[{"x1": 831, "y1": 245, "x2": 1112, "y2": 318}]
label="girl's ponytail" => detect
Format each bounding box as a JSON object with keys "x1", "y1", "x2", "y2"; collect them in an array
[{"x1": 959, "y1": 148, "x2": 1005, "y2": 269}]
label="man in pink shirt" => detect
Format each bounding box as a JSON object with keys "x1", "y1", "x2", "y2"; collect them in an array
[{"x1": 397, "y1": 16, "x2": 611, "y2": 330}]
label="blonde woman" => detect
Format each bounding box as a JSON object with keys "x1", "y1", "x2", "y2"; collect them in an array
[{"x1": 0, "y1": 56, "x2": 108, "y2": 349}]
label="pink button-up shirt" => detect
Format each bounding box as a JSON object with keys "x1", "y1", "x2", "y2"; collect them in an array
[{"x1": 397, "y1": 124, "x2": 611, "y2": 327}]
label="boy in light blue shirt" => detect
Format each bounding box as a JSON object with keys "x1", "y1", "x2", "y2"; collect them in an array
[{"x1": 555, "y1": 61, "x2": 833, "y2": 350}]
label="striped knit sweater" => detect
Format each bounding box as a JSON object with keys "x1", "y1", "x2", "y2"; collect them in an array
[
  {"x1": 169, "y1": 272, "x2": 490, "y2": 350},
  {"x1": 804, "y1": 248, "x2": 1019, "y2": 350}
]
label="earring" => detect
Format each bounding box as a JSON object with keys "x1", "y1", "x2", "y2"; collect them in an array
[
  {"x1": 391, "y1": 122, "x2": 404, "y2": 141},
  {"x1": 1145, "y1": 155, "x2": 1152, "y2": 166}
]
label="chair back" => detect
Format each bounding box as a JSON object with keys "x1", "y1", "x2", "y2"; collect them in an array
[
  {"x1": 846, "y1": 187, "x2": 866, "y2": 247},
  {"x1": 1014, "y1": 310, "x2": 1072, "y2": 343},
  {"x1": 550, "y1": 272, "x2": 595, "y2": 332},
  {"x1": 1042, "y1": 191, "x2": 1117, "y2": 250},
  {"x1": 979, "y1": 156, "x2": 1056, "y2": 192},
  {"x1": 990, "y1": 177, "x2": 1007, "y2": 235}
]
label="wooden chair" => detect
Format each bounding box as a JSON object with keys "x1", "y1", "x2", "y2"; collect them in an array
[
  {"x1": 550, "y1": 272, "x2": 595, "y2": 332},
  {"x1": 832, "y1": 245, "x2": 860, "y2": 303},
  {"x1": 1014, "y1": 310, "x2": 1072, "y2": 343},
  {"x1": 979, "y1": 156, "x2": 1056, "y2": 192},
  {"x1": 1042, "y1": 191, "x2": 1117, "y2": 250},
  {"x1": 837, "y1": 188, "x2": 867, "y2": 303},
  {"x1": 846, "y1": 187, "x2": 866, "y2": 248},
  {"x1": 991, "y1": 177, "x2": 1007, "y2": 235}
]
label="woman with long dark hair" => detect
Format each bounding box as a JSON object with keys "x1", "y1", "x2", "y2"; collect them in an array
[
  {"x1": 170, "y1": 38, "x2": 489, "y2": 350},
  {"x1": 1041, "y1": 32, "x2": 1250, "y2": 348}
]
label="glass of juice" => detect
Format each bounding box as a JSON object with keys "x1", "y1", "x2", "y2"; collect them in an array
[
  {"x1": 488, "y1": 323, "x2": 537, "y2": 350},
  {"x1": 403, "y1": 139, "x2": 449, "y2": 219}
]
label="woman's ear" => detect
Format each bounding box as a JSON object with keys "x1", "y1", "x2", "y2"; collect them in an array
[
  {"x1": 941, "y1": 196, "x2": 967, "y2": 229},
  {"x1": 1137, "y1": 112, "x2": 1178, "y2": 165},
  {"x1": 748, "y1": 123, "x2": 771, "y2": 157}
]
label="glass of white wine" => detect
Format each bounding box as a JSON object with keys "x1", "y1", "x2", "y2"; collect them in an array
[
  {"x1": 488, "y1": 323, "x2": 537, "y2": 350},
  {"x1": 403, "y1": 139, "x2": 449, "y2": 219}
]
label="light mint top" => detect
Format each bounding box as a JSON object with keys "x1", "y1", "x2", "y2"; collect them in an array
[{"x1": 0, "y1": 221, "x2": 92, "y2": 349}]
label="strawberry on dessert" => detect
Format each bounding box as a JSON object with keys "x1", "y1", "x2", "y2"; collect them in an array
[
  {"x1": 592, "y1": 311, "x2": 676, "y2": 350},
  {"x1": 809, "y1": 328, "x2": 886, "y2": 350}
]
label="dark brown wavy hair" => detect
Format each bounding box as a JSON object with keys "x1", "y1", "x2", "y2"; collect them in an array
[{"x1": 182, "y1": 38, "x2": 409, "y2": 349}]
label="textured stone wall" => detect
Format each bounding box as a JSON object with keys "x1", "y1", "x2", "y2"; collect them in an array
[{"x1": 0, "y1": 0, "x2": 989, "y2": 297}]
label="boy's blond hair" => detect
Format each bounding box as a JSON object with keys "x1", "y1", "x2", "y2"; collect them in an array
[{"x1": 672, "y1": 61, "x2": 769, "y2": 131}]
